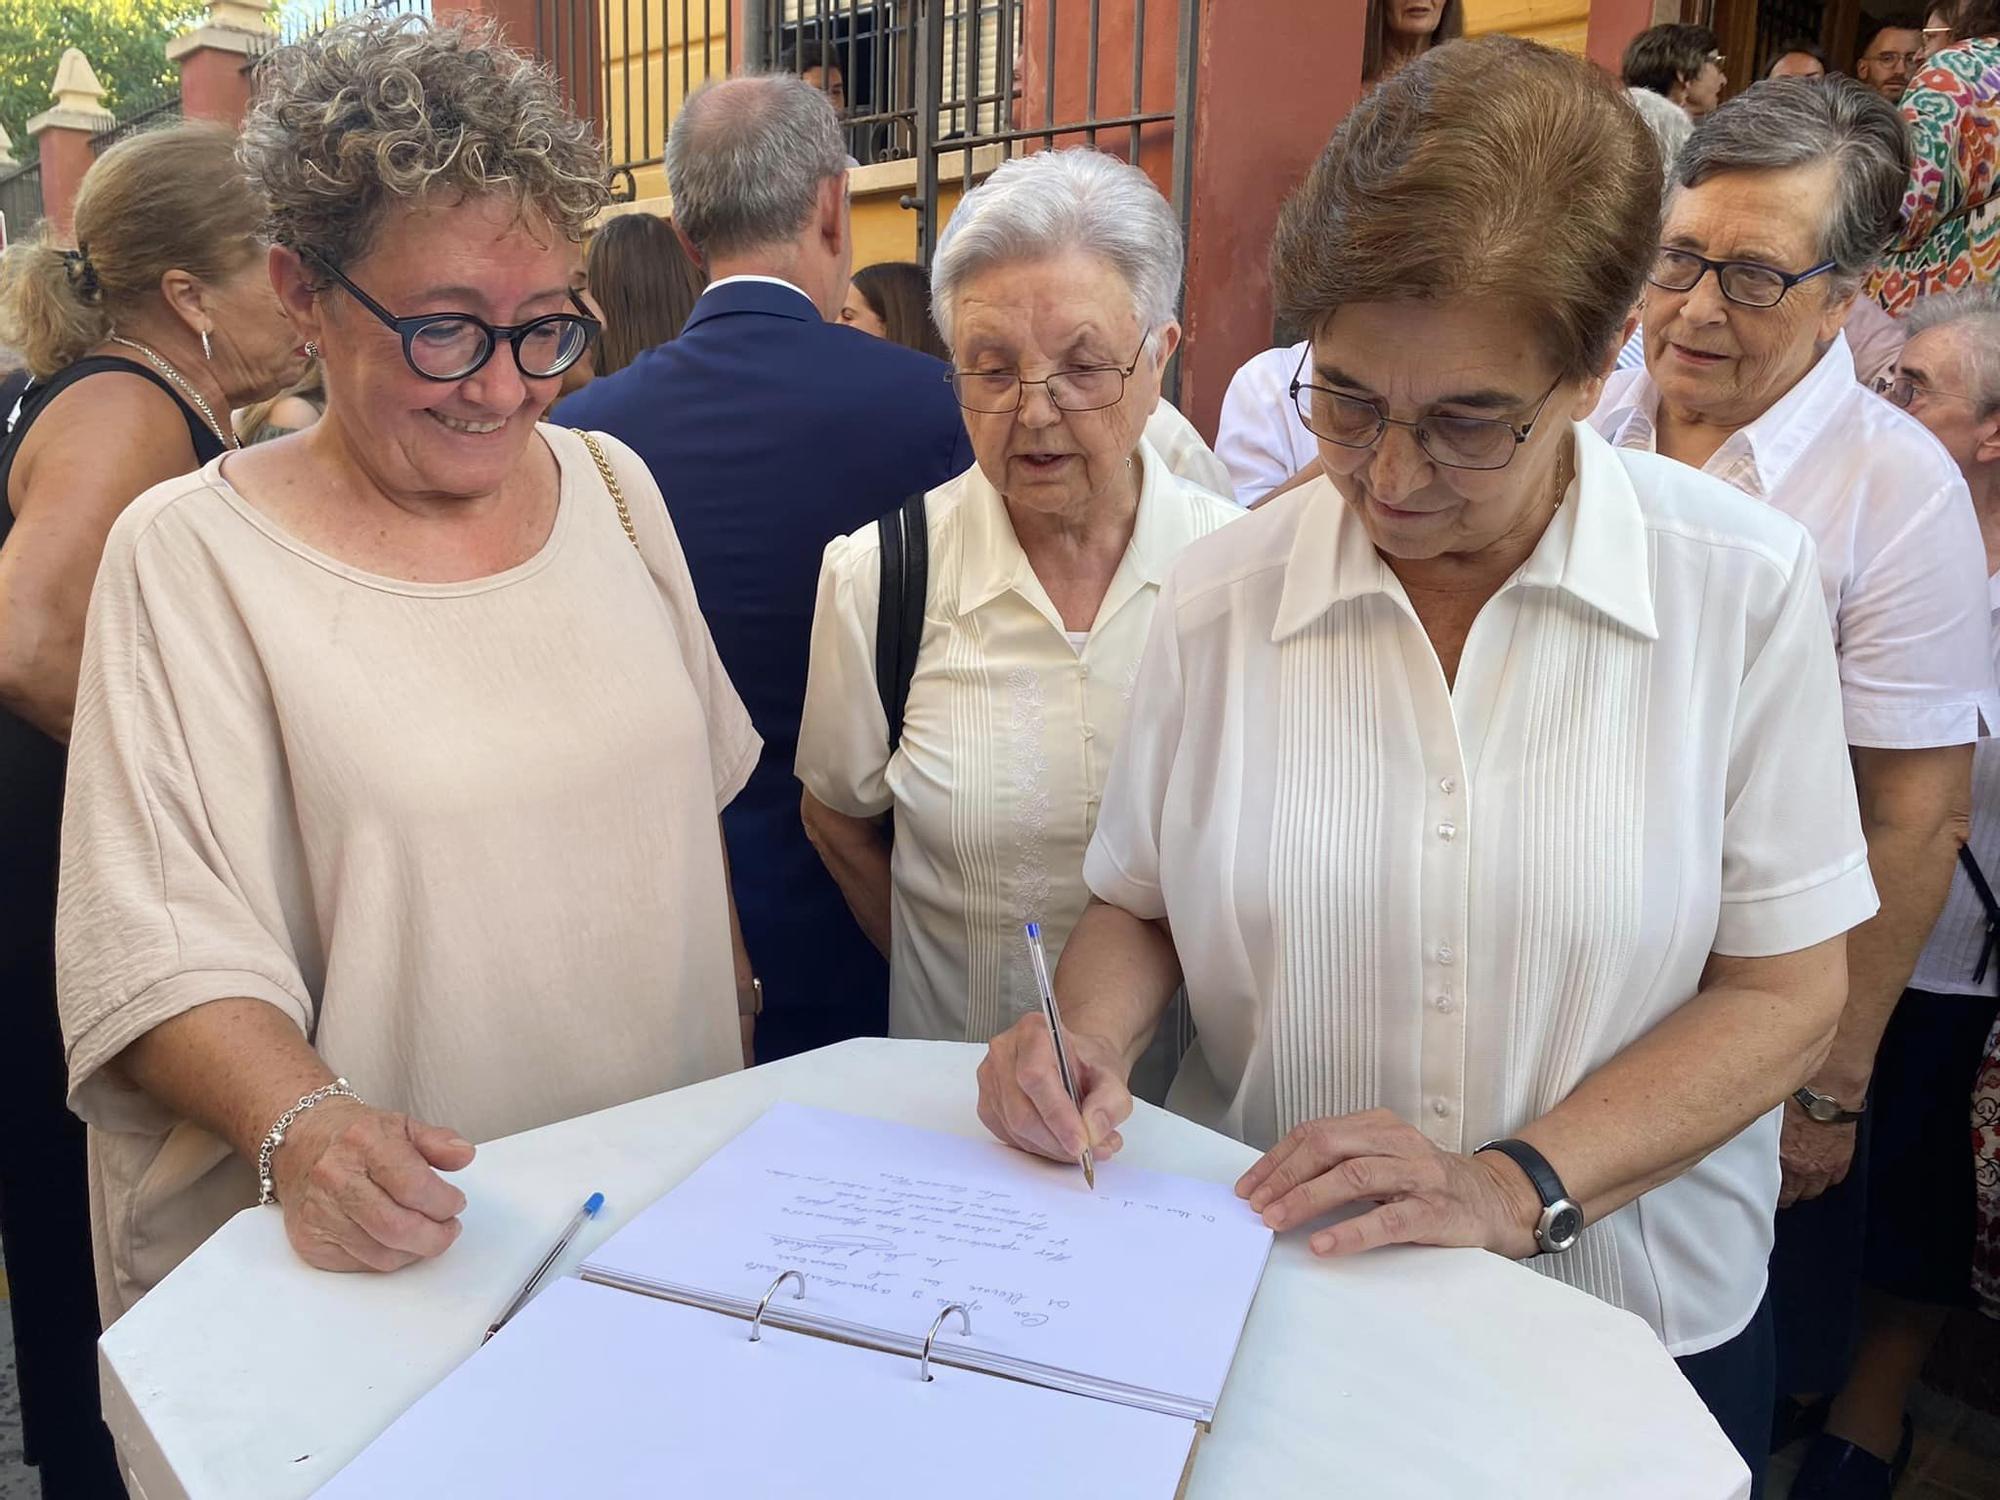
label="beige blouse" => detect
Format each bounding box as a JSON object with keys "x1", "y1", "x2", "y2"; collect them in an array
[{"x1": 57, "y1": 426, "x2": 759, "y2": 1320}]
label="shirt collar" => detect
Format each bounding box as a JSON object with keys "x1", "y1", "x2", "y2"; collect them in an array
[
  {"x1": 1599, "y1": 333, "x2": 1859, "y2": 500},
  {"x1": 1271, "y1": 421, "x2": 1659, "y2": 644},
  {"x1": 703, "y1": 273, "x2": 817, "y2": 306},
  {"x1": 954, "y1": 436, "x2": 1188, "y2": 623}
]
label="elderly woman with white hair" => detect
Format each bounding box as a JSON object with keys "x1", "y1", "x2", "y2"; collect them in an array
[
  {"x1": 796, "y1": 148, "x2": 1237, "y2": 1045},
  {"x1": 1588, "y1": 77, "x2": 1997, "y2": 1434}
]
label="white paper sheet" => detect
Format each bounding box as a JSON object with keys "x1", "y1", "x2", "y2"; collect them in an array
[
  {"x1": 312, "y1": 1277, "x2": 1198, "y2": 1498},
  {"x1": 580, "y1": 1102, "x2": 1272, "y2": 1421}
]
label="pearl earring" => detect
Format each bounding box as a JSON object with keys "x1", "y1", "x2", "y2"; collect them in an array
[{"x1": 200, "y1": 327, "x2": 213, "y2": 361}]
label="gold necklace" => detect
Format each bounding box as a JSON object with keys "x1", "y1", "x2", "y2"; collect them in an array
[{"x1": 106, "y1": 335, "x2": 240, "y2": 451}]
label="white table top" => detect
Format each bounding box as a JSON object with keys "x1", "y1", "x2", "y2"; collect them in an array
[{"x1": 100, "y1": 1039, "x2": 1749, "y2": 1499}]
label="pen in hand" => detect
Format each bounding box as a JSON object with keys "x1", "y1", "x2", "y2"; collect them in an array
[
  {"x1": 484, "y1": 1191, "x2": 605, "y2": 1343},
  {"x1": 1023, "y1": 922, "x2": 1095, "y2": 1189}
]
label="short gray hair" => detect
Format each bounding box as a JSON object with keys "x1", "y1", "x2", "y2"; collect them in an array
[
  {"x1": 1673, "y1": 77, "x2": 1910, "y2": 292},
  {"x1": 665, "y1": 74, "x2": 847, "y2": 257},
  {"x1": 1902, "y1": 286, "x2": 2000, "y2": 411},
  {"x1": 930, "y1": 149, "x2": 1183, "y2": 349}
]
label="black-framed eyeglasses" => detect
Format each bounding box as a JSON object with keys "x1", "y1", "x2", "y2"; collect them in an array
[
  {"x1": 1875, "y1": 372, "x2": 1984, "y2": 409},
  {"x1": 305, "y1": 250, "x2": 599, "y2": 382},
  {"x1": 947, "y1": 340, "x2": 1151, "y2": 414},
  {"x1": 1648, "y1": 247, "x2": 1838, "y2": 309},
  {"x1": 1288, "y1": 350, "x2": 1563, "y2": 472}
]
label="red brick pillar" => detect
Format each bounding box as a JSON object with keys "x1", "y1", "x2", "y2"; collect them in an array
[
  {"x1": 1177, "y1": 0, "x2": 1364, "y2": 441},
  {"x1": 25, "y1": 49, "x2": 115, "y2": 239},
  {"x1": 170, "y1": 1, "x2": 277, "y2": 129}
]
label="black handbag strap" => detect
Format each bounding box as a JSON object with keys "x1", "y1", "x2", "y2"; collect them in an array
[
  {"x1": 1959, "y1": 844, "x2": 2000, "y2": 988},
  {"x1": 873, "y1": 490, "x2": 929, "y2": 753}
]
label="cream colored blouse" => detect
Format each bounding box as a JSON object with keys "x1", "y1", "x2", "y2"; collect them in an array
[
  {"x1": 796, "y1": 440, "x2": 1239, "y2": 1042},
  {"x1": 57, "y1": 426, "x2": 759, "y2": 1319}
]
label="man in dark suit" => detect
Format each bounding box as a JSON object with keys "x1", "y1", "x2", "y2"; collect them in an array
[{"x1": 555, "y1": 74, "x2": 971, "y2": 1061}]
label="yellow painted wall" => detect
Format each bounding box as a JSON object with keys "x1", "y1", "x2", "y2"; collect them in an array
[
  {"x1": 1465, "y1": 0, "x2": 1591, "y2": 52},
  {"x1": 600, "y1": 0, "x2": 728, "y2": 203}
]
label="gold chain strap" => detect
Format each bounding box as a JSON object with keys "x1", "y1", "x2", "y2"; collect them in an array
[{"x1": 574, "y1": 429, "x2": 639, "y2": 551}]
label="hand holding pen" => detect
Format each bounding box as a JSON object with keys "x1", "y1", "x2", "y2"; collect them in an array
[{"x1": 972, "y1": 925, "x2": 1135, "y2": 1175}]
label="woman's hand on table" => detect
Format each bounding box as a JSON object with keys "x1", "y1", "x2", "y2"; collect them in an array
[
  {"x1": 271, "y1": 1099, "x2": 477, "y2": 1273},
  {"x1": 1236, "y1": 1110, "x2": 1542, "y2": 1260},
  {"x1": 976, "y1": 1012, "x2": 1133, "y2": 1165}
]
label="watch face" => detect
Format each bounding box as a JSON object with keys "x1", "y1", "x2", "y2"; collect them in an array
[{"x1": 1541, "y1": 1203, "x2": 1583, "y2": 1253}]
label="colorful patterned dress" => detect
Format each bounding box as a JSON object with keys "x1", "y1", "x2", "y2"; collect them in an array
[{"x1": 1872, "y1": 39, "x2": 2000, "y2": 315}]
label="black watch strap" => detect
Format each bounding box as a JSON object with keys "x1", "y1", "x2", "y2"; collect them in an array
[
  {"x1": 1477, "y1": 1138, "x2": 1564, "y2": 1206},
  {"x1": 1475, "y1": 1137, "x2": 1583, "y2": 1255}
]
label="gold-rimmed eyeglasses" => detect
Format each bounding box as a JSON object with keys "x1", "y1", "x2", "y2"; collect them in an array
[
  {"x1": 1288, "y1": 349, "x2": 1563, "y2": 472},
  {"x1": 947, "y1": 338, "x2": 1152, "y2": 414}
]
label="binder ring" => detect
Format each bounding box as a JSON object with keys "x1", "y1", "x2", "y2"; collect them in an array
[
  {"x1": 919, "y1": 1303, "x2": 972, "y2": 1382},
  {"x1": 749, "y1": 1269, "x2": 805, "y2": 1342}
]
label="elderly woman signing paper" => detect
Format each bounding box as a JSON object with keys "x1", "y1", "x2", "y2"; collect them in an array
[
  {"x1": 976, "y1": 38, "x2": 1879, "y2": 1479},
  {"x1": 797, "y1": 149, "x2": 1237, "y2": 1046},
  {"x1": 57, "y1": 16, "x2": 760, "y2": 1318}
]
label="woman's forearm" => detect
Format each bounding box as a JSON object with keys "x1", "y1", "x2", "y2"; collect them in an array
[
  {"x1": 1511, "y1": 937, "x2": 1846, "y2": 1227},
  {"x1": 118, "y1": 997, "x2": 337, "y2": 1163},
  {"x1": 0, "y1": 576, "x2": 79, "y2": 740},
  {"x1": 800, "y1": 790, "x2": 894, "y2": 955},
  {"x1": 1052, "y1": 900, "x2": 1183, "y2": 1070}
]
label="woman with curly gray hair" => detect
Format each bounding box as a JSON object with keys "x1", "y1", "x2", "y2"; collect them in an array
[{"x1": 54, "y1": 15, "x2": 762, "y2": 1317}]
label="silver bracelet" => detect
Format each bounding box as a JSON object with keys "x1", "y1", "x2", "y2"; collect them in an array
[{"x1": 256, "y1": 1078, "x2": 362, "y2": 1206}]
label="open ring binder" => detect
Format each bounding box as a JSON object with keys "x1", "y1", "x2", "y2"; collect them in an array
[
  {"x1": 749, "y1": 1269, "x2": 805, "y2": 1342},
  {"x1": 919, "y1": 1303, "x2": 971, "y2": 1382}
]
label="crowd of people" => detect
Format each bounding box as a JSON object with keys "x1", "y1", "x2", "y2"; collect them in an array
[{"x1": 1, "y1": 7, "x2": 1999, "y2": 1500}]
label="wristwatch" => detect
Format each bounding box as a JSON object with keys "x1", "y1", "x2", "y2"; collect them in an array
[
  {"x1": 1475, "y1": 1138, "x2": 1583, "y2": 1256},
  {"x1": 1791, "y1": 1085, "x2": 1864, "y2": 1124}
]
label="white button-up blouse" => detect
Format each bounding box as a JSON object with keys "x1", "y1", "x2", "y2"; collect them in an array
[
  {"x1": 1084, "y1": 423, "x2": 1879, "y2": 1355},
  {"x1": 1594, "y1": 334, "x2": 1998, "y2": 749},
  {"x1": 798, "y1": 440, "x2": 1240, "y2": 1043}
]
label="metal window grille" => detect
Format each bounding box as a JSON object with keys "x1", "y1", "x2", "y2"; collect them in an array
[
  {"x1": 90, "y1": 86, "x2": 185, "y2": 154},
  {"x1": 0, "y1": 161, "x2": 44, "y2": 246},
  {"x1": 276, "y1": 0, "x2": 432, "y2": 45}
]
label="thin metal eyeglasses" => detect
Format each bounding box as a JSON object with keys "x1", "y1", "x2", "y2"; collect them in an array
[
  {"x1": 947, "y1": 339, "x2": 1151, "y2": 414},
  {"x1": 305, "y1": 250, "x2": 600, "y2": 383},
  {"x1": 1876, "y1": 372, "x2": 1984, "y2": 409},
  {"x1": 1288, "y1": 349, "x2": 1563, "y2": 472},
  {"x1": 1648, "y1": 247, "x2": 1837, "y2": 309}
]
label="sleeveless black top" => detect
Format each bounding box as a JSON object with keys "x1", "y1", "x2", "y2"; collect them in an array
[{"x1": 0, "y1": 356, "x2": 225, "y2": 981}]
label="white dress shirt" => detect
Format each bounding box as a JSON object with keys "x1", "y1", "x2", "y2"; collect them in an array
[
  {"x1": 1912, "y1": 570, "x2": 2000, "y2": 996},
  {"x1": 798, "y1": 439, "x2": 1240, "y2": 1042},
  {"x1": 1215, "y1": 341, "x2": 1320, "y2": 506},
  {"x1": 1593, "y1": 334, "x2": 1998, "y2": 748},
  {"x1": 1085, "y1": 423, "x2": 1878, "y2": 1354},
  {"x1": 1142, "y1": 400, "x2": 1235, "y2": 499}
]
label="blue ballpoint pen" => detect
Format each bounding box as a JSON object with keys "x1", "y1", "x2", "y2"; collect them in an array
[
  {"x1": 483, "y1": 1191, "x2": 605, "y2": 1343},
  {"x1": 1024, "y1": 922, "x2": 1095, "y2": 1188}
]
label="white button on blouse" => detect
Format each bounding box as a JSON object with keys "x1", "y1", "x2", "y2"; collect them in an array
[
  {"x1": 798, "y1": 439, "x2": 1240, "y2": 1043},
  {"x1": 1084, "y1": 423, "x2": 1879, "y2": 1355}
]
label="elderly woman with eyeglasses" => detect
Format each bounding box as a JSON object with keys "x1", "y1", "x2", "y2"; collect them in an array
[
  {"x1": 1589, "y1": 78, "x2": 1995, "y2": 1432},
  {"x1": 56, "y1": 16, "x2": 761, "y2": 1318},
  {"x1": 975, "y1": 42, "x2": 1891, "y2": 1482},
  {"x1": 796, "y1": 149, "x2": 1237, "y2": 1047}
]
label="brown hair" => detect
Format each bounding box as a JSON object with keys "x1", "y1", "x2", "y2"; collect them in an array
[
  {"x1": 1273, "y1": 36, "x2": 1659, "y2": 382},
  {"x1": 851, "y1": 261, "x2": 946, "y2": 360},
  {"x1": 585, "y1": 213, "x2": 707, "y2": 376},
  {"x1": 1951, "y1": 0, "x2": 2000, "y2": 39},
  {"x1": 240, "y1": 14, "x2": 608, "y2": 270},
  {"x1": 0, "y1": 123, "x2": 267, "y2": 378},
  {"x1": 1362, "y1": 0, "x2": 1465, "y2": 83}
]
